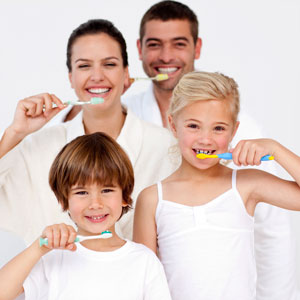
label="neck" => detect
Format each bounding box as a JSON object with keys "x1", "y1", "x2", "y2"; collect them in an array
[
  {"x1": 175, "y1": 157, "x2": 228, "y2": 181},
  {"x1": 153, "y1": 85, "x2": 173, "y2": 128},
  {"x1": 82, "y1": 103, "x2": 126, "y2": 140}
]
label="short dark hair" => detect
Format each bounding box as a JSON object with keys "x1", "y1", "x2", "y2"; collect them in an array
[
  {"x1": 66, "y1": 19, "x2": 128, "y2": 72},
  {"x1": 140, "y1": 0, "x2": 199, "y2": 44},
  {"x1": 49, "y1": 132, "x2": 134, "y2": 218}
]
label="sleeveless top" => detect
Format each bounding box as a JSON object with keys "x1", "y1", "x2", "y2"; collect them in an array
[{"x1": 156, "y1": 170, "x2": 256, "y2": 300}]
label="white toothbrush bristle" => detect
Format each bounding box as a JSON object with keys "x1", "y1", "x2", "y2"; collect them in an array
[{"x1": 90, "y1": 97, "x2": 104, "y2": 104}]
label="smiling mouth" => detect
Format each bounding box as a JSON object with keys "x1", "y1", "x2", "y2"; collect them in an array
[
  {"x1": 87, "y1": 88, "x2": 111, "y2": 95},
  {"x1": 193, "y1": 149, "x2": 216, "y2": 155},
  {"x1": 86, "y1": 214, "x2": 108, "y2": 222},
  {"x1": 156, "y1": 67, "x2": 179, "y2": 74}
]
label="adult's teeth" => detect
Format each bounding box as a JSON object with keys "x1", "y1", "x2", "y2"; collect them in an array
[
  {"x1": 158, "y1": 67, "x2": 178, "y2": 74},
  {"x1": 88, "y1": 88, "x2": 109, "y2": 94}
]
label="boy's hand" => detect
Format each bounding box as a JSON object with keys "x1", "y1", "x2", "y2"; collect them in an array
[
  {"x1": 41, "y1": 223, "x2": 77, "y2": 251},
  {"x1": 231, "y1": 138, "x2": 278, "y2": 166}
]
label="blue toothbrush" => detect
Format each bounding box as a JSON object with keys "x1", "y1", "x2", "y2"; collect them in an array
[{"x1": 196, "y1": 152, "x2": 274, "y2": 161}]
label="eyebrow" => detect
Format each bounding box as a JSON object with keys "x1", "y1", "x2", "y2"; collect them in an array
[
  {"x1": 74, "y1": 57, "x2": 120, "y2": 63},
  {"x1": 145, "y1": 37, "x2": 189, "y2": 44},
  {"x1": 185, "y1": 119, "x2": 230, "y2": 126}
]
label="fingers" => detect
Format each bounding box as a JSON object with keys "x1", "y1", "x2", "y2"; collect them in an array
[
  {"x1": 20, "y1": 93, "x2": 64, "y2": 118},
  {"x1": 41, "y1": 224, "x2": 77, "y2": 251},
  {"x1": 232, "y1": 139, "x2": 270, "y2": 166}
]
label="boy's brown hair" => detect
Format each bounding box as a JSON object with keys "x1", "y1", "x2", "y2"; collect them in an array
[{"x1": 49, "y1": 132, "x2": 134, "y2": 217}]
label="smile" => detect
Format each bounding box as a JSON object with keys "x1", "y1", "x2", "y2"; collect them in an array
[
  {"x1": 86, "y1": 214, "x2": 108, "y2": 223},
  {"x1": 87, "y1": 88, "x2": 110, "y2": 95},
  {"x1": 157, "y1": 67, "x2": 179, "y2": 74},
  {"x1": 193, "y1": 149, "x2": 216, "y2": 155}
]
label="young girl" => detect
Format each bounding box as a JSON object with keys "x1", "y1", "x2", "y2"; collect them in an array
[
  {"x1": 133, "y1": 71, "x2": 300, "y2": 300},
  {"x1": 0, "y1": 132, "x2": 172, "y2": 300}
]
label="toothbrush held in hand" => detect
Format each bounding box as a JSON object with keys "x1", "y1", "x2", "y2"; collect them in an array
[
  {"x1": 61, "y1": 97, "x2": 104, "y2": 106},
  {"x1": 196, "y1": 152, "x2": 274, "y2": 161},
  {"x1": 39, "y1": 230, "x2": 112, "y2": 247},
  {"x1": 130, "y1": 74, "x2": 169, "y2": 83}
]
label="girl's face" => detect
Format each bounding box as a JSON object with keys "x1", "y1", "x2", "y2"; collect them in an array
[
  {"x1": 169, "y1": 99, "x2": 239, "y2": 169},
  {"x1": 68, "y1": 33, "x2": 129, "y2": 110},
  {"x1": 68, "y1": 182, "x2": 127, "y2": 236}
]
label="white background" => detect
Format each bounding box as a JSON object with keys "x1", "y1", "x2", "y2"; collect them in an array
[{"x1": 0, "y1": 0, "x2": 300, "y2": 287}]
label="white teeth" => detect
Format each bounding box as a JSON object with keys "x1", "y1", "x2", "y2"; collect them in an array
[
  {"x1": 195, "y1": 149, "x2": 211, "y2": 155},
  {"x1": 88, "y1": 88, "x2": 109, "y2": 94},
  {"x1": 91, "y1": 215, "x2": 105, "y2": 220},
  {"x1": 158, "y1": 67, "x2": 178, "y2": 74}
]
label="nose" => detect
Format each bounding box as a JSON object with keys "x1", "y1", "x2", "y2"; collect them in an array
[
  {"x1": 88, "y1": 195, "x2": 104, "y2": 210},
  {"x1": 90, "y1": 66, "x2": 104, "y2": 82},
  {"x1": 158, "y1": 44, "x2": 175, "y2": 64},
  {"x1": 198, "y1": 129, "x2": 213, "y2": 145}
]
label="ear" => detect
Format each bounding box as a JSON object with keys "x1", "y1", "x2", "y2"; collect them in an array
[
  {"x1": 68, "y1": 72, "x2": 74, "y2": 89},
  {"x1": 230, "y1": 121, "x2": 240, "y2": 142},
  {"x1": 137, "y1": 39, "x2": 142, "y2": 60},
  {"x1": 168, "y1": 115, "x2": 178, "y2": 138},
  {"x1": 194, "y1": 37, "x2": 202, "y2": 60},
  {"x1": 122, "y1": 67, "x2": 130, "y2": 95}
]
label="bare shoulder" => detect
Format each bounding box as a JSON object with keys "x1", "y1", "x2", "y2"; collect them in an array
[{"x1": 138, "y1": 184, "x2": 157, "y2": 202}]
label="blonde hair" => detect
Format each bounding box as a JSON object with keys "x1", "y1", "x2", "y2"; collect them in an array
[{"x1": 169, "y1": 71, "x2": 240, "y2": 123}]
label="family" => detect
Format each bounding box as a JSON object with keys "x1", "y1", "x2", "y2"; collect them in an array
[{"x1": 0, "y1": 1, "x2": 299, "y2": 300}]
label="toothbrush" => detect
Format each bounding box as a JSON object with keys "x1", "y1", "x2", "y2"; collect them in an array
[
  {"x1": 39, "y1": 230, "x2": 112, "y2": 247},
  {"x1": 57, "y1": 97, "x2": 104, "y2": 107},
  {"x1": 130, "y1": 74, "x2": 169, "y2": 83},
  {"x1": 196, "y1": 152, "x2": 274, "y2": 161}
]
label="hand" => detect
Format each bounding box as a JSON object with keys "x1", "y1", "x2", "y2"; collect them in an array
[
  {"x1": 231, "y1": 138, "x2": 278, "y2": 166},
  {"x1": 8, "y1": 93, "x2": 65, "y2": 138},
  {"x1": 41, "y1": 223, "x2": 77, "y2": 251}
]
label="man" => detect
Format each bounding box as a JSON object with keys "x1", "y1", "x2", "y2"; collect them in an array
[{"x1": 122, "y1": 1, "x2": 298, "y2": 299}]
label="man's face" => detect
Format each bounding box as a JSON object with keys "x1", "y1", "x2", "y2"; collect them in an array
[{"x1": 137, "y1": 19, "x2": 201, "y2": 92}]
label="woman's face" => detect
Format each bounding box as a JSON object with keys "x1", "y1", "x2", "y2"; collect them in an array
[{"x1": 68, "y1": 33, "x2": 129, "y2": 110}]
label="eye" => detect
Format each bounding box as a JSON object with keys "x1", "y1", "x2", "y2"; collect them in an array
[
  {"x1": 104, "y1": 62, "x2": 117, "y2": 67},
  {"x1": 187, "y1": 123, "x2": 199, "y2": 129},
  {"x1": 146, "y1": 42, "x2": 160, "y2": 49},
  {"x1": 102, "y1": 188, "x2": 114, "y2": 193},
  {"x1": 175, "y1": 42, "x2": 187, "y2": 48},
  {"x1": 75, "y1": 190, "x2": 88, "y2": 195},
  {"x1": 78, "y1": 64, "x2": 90, "y2": 69},
  {"x1": 214, "y1": 126, "x2": 225, "y2": 132}
]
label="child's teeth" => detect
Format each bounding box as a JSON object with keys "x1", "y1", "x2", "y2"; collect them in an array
[{"x1": 196, "y1": 149, "x2": 210, "y2": 154}]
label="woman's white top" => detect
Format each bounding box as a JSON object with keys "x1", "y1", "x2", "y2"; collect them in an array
[
  {"x1": 23, "y1": 240, "x2": 172, "y2": 300},
  {"x1": 156, "y1": 170, "x2": 256, "y2": 300}
]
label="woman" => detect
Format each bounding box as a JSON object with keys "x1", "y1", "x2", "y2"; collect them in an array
[{"x1": 0, "y1": 19, "x2": 177, "y2": 244}]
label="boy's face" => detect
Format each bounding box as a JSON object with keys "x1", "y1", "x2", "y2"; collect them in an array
[
  {"x1": 67, "y1": 182, "x2": 127, "y2": 236},
  {"x1": 137, "y1": 19, "x2": 202, "y2": 92}
]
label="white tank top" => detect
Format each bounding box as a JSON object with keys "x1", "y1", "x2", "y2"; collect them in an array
[{"x1": 156, "y1": 170, "x2": 256, "y2": 300}]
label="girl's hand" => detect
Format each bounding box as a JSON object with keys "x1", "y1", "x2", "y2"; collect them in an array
[
  {"x1": 40, "y1": 223, "x2": 77, "y2": 252},
  {"x1": 8, "y1": 93, "x2": 65, "y2": 139},
  {"x1": 231, "y1": 138, "x2": 278, "y2": 166}
]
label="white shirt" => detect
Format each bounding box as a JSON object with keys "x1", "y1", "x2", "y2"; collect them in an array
[
  {"x1": 0, "y1": 109, "x2": 178, "y2": 244},
  {"x1": 156, "y1": 171, "x2": 256, "y2": 300},
  {"x1": 23, "y1": 240, "x2": 172, "y2": 300},
  {"x1": 122, "y1": 84, "x2": 298, "y2": 300}
]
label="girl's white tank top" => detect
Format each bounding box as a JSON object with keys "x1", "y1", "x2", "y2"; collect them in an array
[{"x1": 156, "y1": 170, "x2": 256, "y2": 300}]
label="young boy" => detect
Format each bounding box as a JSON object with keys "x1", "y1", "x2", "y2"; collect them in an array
[{"x1": 0, "y1": 132, "x2": 171, "y2": 300}]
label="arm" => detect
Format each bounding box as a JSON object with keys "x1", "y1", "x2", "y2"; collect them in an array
[
  {"x1": 233, "y1": 138, "x2": 300, "y2": 210},
  {"x1": 0, "y1": 93, "x2": 65, "y2": 158},
  {"x1": 0, "y1": 223, "x2": 77, "y2": 300},
  {"x1": 133, "y1": 185, "x2": 158, "y2": 255}
]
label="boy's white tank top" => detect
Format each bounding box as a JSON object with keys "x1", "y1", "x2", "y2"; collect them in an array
[{"x1": 156, "y1": 170, "x2": 256, "y2": 300}]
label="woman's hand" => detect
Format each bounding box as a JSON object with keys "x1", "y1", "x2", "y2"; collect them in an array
[
  {"x1": 40, "y1": 223, "x2": 77, "y2": 252},
  {"x1": 9, "y1": 93, "x2": 65, "y2": 138},
  {"x1": 231, "y1": 138, "x2": 278, "y2": 166}
]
